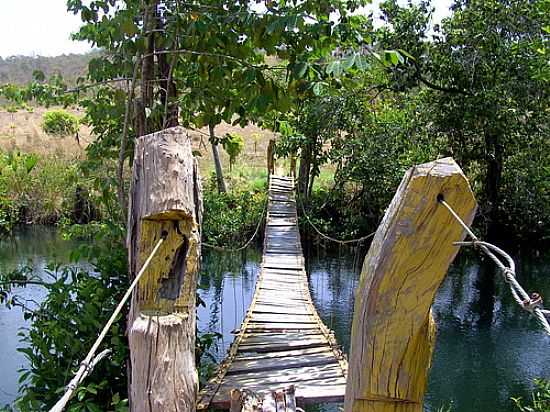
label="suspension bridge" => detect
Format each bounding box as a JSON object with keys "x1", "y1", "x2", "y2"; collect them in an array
[
  {"x1": 50, "y1": 127, "x2": 550, "y2": 412},
  {"x1": 197, "y1": 175, "x2": 347, "y2": 409}
]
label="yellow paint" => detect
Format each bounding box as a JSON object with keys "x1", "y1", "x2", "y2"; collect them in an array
[
  {"x1": 136, "y1": 215, "x2": 200, "y2": 315},
  {"x1": 345, "y1": 158, "x2": 477, "y2": 412}
]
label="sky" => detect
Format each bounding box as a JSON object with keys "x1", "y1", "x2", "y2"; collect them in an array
[{"x1": 0, "y1": 0, "x2": 454, "y2": 58}]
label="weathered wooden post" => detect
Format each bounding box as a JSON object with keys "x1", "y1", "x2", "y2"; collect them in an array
[
  {"x1": 127, "y1": 126, "x2": 202, "y2": 412},
  {"x1": 344, "y1": 158, "x2": 476, "y2": 412}
]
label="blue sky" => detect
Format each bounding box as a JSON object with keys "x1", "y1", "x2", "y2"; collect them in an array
[{"x1": 0, "y1": 0, "x2": 453, "y2": 58}]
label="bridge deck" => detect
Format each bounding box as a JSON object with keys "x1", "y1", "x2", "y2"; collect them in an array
[{"x1": 197, "y1": 175, "x2": 347, "y2": 410}]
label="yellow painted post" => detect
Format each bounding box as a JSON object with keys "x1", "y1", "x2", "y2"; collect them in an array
[
  {"x1": 344, "y1": 158, "x2": 477, "y2": 412},
  {"x1": 127, "y1": 127, "x2": 203, "y2": 412}
]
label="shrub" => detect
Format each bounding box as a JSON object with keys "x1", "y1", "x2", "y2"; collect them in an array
[
  {"x1": 221, "y1": 132, "x2": 244, "y2": 171},
  {"x1": 42, "y1": 110, "x2": 80, "y2": 136},
  {"x1": 0, "y1": 150, "x2": 94, "y2": 232},
  {"x1": 202, "y1": 176, "x2": 266, "y2": 246}
]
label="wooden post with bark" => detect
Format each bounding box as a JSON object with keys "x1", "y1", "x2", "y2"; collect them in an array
[
  {"x1": 127, "y1": 127, "x2": 203, "y2": 412},
  {"x1": 344, "y1": 157, "x2": 477, "y2": 412}
]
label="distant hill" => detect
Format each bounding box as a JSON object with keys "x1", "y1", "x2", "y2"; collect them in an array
[{"x1": 0, "y1": 52, "x2": 98, "y2": 85}]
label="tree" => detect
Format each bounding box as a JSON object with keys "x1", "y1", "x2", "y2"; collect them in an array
[
  {"x1": 376, "y1": 0, "x2": 550, "y2": 240},
  {"x1": 65, "y1": 0, "x2": 373, "y2": 203}
]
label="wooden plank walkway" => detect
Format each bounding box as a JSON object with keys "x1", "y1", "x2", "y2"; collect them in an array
[{"x1": 197, "y1": 175, "x2": 347, "y2": 410}]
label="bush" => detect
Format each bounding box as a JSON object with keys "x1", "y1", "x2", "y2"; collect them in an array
[
  {"x1": 202, "y1": 176, "x2": 266, "y2": 246},
  {"x1": 0, "y1": 150, "x2": 95, "y2": 232},
  {"x1": 221, "y1": 132, "x2": 244, "y2": 171},
  {"x1": 42, "y1": 109, "x2": 80, "y2": 136}
]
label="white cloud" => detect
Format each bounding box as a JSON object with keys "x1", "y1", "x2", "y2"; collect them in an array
[{"x1": 0, "y1": 0, "x2": 91, "y2": 58}]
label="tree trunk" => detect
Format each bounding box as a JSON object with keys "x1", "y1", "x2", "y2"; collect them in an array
[
  {"x1": 157, "y1": 7, "x2": 179, "y2": 129},
  {"x1": 297, "y1": 143, "x2": 311, "y2": 201},
  {"x1": 209, "y1": 124, "x2": 226, "y2": 193},
  {"x1": 267, "y1": 139, "x2": 275, "y2": 175},
  {"x1": 344, "y1": 158, "x2": 477, "y2": 412},
  {"x1": 141, "y1": 0, "x2": 156, "y2": 134},
  {"x1": 127, "y1": 126, "x2": 203, "y2": 412},
  {"x1": 484, "y1": 130, "x2": 504, "y2": 241}
]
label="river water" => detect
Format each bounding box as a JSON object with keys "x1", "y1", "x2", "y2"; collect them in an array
[{"x1": 1, "y1": 227, "x2": 549, "y2": 411}]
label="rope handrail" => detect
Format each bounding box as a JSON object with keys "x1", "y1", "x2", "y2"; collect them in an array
[
  {"x1": 202, "y1": 199, "x2": 268, "y2": 252},
  {"x1": 439, "y1": 198, "x2": 550, "y2": 337},
  {"x1": 49, "y1": 231, "x2": 169, "y2": 412},
  {"x1": 298, "y1": 196, "x2": 376, "y2": 245}
]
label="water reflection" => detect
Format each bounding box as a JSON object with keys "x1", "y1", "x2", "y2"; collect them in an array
[
  {"x1": 1, "y1": 228, "x2": 548, "y2": 411},
  {"x1": 199, "y1": 245, "x2": 550, "y2": 412}
]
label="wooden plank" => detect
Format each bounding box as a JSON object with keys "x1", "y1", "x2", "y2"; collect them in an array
[
  {"x1": 227, "y1": 352, "x2": 339, "y2": 375},
  {"x1": 241, "y1": 332, "x2": 324, "y2": 346},
  {"x1": 221, "y1": 364, "x2": 343, "y2": 387},
  {"x1": 239, "y1": 338, "x2": 327, "y2": 352},
  {"x1": 212, "y1": 378, "x2": 347, "y2": 409},
  {"x1": 234, "y1": 347, "x2": 332, "y2": 362},
  {"x1": 241, "y1": 324, "x2": 320, "y2": 335},
  {"x1": 249, "y1": 314, "x2": 315, "y2": 324}
]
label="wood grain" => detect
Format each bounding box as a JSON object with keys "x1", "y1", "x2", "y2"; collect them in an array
[
  {"x1": 127, "y1": 127, "x2": 202, "y2": 412},
  {"x1": 344, "y1": 157, "x2": 477, "y2": 412}
]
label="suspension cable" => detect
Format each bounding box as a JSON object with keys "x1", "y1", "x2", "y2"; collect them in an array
[
  {"x1": 439, "y1": 198, "x2": 550, "y2": 337},
  {"x1": 297, "y1": 196, "x2": 376, "y2": 245},
  {"x1": 202, "y1": 199, "x2": 267, "y2": 252},
  {"x1": 49, "y1": 231, "x2": 169, "y2": 412}
]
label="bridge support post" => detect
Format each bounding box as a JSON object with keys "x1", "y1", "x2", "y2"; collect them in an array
[
  {"x1": 127, "y1": 127, "x2": 202, "y2": 412},
  {"x1": 344, "y1": 158, "x2": 476, "y2": 412}
]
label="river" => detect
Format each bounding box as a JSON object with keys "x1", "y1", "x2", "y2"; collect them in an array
[{"x1": 1, "y1": 227, "x2": 549, "y2": 411}]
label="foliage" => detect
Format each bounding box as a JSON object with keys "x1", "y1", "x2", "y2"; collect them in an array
[
  {"x1": 42, "y1": 109, "x2": 80, "y2": 136},
  {"x1": 275, "y1": 0, "x2": 550, "y2": 242},
  {"x1": 376, "y1": 0, "x2": 550, "y2": 239},
  {"x1": 0, "y1": 223, "x2": 129, "y2": 411},
  {"x1": 513, "y1": 379, "x2": 550, "y2": 412},
  {"x1": 0, "y1": 151, "x2": 95, "y2": 232},
  {"x1": 221, "y1": 132, "x2": 244, "y2": 171},
  {"x1": 202, "y1": 177, "x2": 267, "y2": 246}
]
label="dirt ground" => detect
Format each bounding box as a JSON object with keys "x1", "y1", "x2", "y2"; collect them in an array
[
  {"x1": 0, "y1": 107, "x2": 91, "y2": 158},
  {"x1": 0, "y1": 106, "x2": 277, "y2": 176}
]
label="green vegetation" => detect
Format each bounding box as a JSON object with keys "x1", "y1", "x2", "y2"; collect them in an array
[
  {"x1": 0, "y1": 0, "x2": 548, "y2": 409},
  {"x1": 513, "y1": 379, "x2": 550, "y2": 412},
  {"x1": 203, "y1": 174, "x2": 267, "y2": 247},
  {"x1": 0, "y1": 151, "x2": 94, "y2": 233},
  {"x1": 277, "y1": 0, "x2": 550, "y2": 242},
  {"x1": 0, "y1": 224, "x2": 128, "y2": 412},
  {"x1": 42, "y1": 110, "x2": 80, "y2": 136},
  {"x1": 221, "y1": 132, "x2": 245, "y2": 172}
]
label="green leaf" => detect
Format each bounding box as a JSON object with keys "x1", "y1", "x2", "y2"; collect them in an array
[
  {"x1": 312, "y1": 82, "x2": 324, "y2": 96},
  {"x1": 354, "y1": 54, "x2": 370, "y2": 71},
  {"x1": 342, "y1": 54, "x2": 356, "y2": 70},
  {"x1": 121, "y1": 20, "x2": 138, "y2": 37}
]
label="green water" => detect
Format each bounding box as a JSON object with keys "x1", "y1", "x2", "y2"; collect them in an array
[
  {"x1": 198, "y1": 245, "x2": 550, "y2": 412},
  {"x1": 1, "y1": 227, "x2": 549, "y2": 411},
  {"x1": 0, "y1": 226, "x2": 85, "y2": 406}
]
